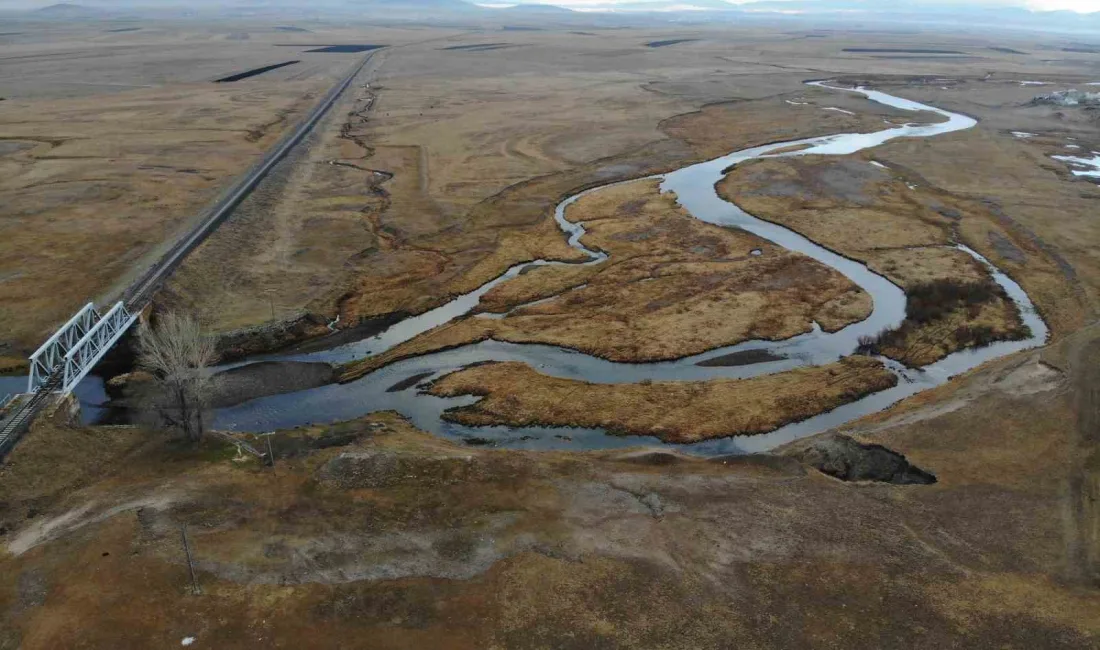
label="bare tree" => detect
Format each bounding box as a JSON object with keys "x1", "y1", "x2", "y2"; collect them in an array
[{"x1": 138, "y1": 312, "x2": 218, "y2": 442}]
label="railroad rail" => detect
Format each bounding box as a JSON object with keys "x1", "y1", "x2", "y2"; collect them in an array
[{"x1": 0, "y1": 50, "x2": 381, "y2": 459}]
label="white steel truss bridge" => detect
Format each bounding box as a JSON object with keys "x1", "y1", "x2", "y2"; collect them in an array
[{"x1": 27, "y1": 301, "x2": 139, "y2": 395}]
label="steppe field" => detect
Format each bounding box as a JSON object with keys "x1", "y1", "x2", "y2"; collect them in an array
[{"x1": 1, "y1": 14, "x2": 1100, "y2": 649}]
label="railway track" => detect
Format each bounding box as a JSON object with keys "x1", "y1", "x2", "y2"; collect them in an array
[
  {"x1": 0, "y1": 50, "x2": 380, "y2": 459},
  {"x1": 125, "y1": 50, "x2": 380, "y2": 309}
]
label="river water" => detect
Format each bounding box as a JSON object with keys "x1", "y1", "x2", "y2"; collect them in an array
[{"x1": 86, "y1": 82, "x2": 1050, "y2": 454}]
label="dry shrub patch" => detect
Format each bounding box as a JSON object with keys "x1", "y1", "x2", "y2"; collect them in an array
[{"x1": 858, "y1": 278, "x2": 1030, "y2": 366}]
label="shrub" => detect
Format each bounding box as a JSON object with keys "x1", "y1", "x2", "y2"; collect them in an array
[{"x1": 855, "y1": 278, "x2": 1019, "y2": 364}]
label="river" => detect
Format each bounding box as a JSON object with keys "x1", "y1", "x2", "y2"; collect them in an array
[{"x1": 83, "y1": 81, "x2": 1050, "y2": 454}]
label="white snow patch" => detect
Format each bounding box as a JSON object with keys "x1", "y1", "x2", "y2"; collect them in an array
[
  {"x1": 1011, "y1": 131, "x2": 1036, "y2": 139},
  {"x1": 1018, "y1": 81, "x2": 1049, "y2": 86},
  {"x1": 870, "y1": 161, "x2": 887, "y2": 169},
  {"x1": 182, "y1": 638, "x2": 196, "y2": 647},
  {"x1": 1052, "y1": 153, "x2": 1100, "y2": 179},
  {"x1": 1066, "y1": 144, "x2": 1081, "y2": 150},
  {"x1": 785, "y1": 99, "x2": 808, "y2": 106},
  {"x1": 822, "y1": 106, "x2": 855, "y2": 115}
]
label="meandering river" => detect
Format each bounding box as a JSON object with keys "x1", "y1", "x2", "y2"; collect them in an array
[{"x1": 85, "y1": 81, "x2": 1050, "y2": 454}]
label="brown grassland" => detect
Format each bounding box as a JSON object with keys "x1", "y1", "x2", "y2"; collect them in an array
[
  {"x1": 718, "y1": 155, "x2": 1042, "y2": 365},
  {"x1": 340, "y1": 178, "x2": 870, "y2": 380},
  {"x1": 0, "y1": 23, "x2": 429, "y2": 367},
  {"x1": 0, "y1": 322, "x2": 1096, "y2": 648},
  {"x1": 163, "y1": 31, "x2": 945, "y2": 355},
  {"x1": 428, "y1": 356, "x2": 897, "y2": 442},
  {"x1": 2, "y1": 20, "x2": 1100, "y2": 649},
  {"x1": 0, "y1": 81, "x2": 324, "y2": 364}
]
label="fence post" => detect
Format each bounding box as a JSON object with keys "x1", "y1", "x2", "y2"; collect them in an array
[{"x1": 181, "y1": 524, "x2": 201, "y2": 595}]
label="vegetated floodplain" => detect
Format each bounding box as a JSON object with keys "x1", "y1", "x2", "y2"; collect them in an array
[
  {"x1": 214, "y1": 61, "x2": 300, "y2": 83},
  {"x1": 647, "y1": 38, "x2": 699, "y2": 48},
  {"x1": 429, "y1": 357, "x2": 898, "y2": 443}
]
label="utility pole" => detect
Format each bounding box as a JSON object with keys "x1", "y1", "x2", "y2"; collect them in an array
[{"x1": 181, "y1": 524, "x2": 200, "y2": 595}]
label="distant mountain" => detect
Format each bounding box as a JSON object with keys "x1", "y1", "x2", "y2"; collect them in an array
[
  {"x1": 31, "y1": 3, "x2": 109, "y2": 18},
  {"x1": 200, "y1": 0, "x2": 484, "y2": 17},
  {"x1": 363, "y1": 0, "x2": 480, "y2": 9},
  {"x1": 18, "y1": 0, "x2": 486, "y2": 20},
  {"x1": 502, "y1": 3, "x2": 574, "y2": 13},
  {"x1": 12, "y1": 0, "x2": 1100, "y2": 33}
]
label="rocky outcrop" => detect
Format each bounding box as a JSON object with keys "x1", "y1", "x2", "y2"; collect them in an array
[{"x1": 786, "y1": 434, "x2": 936, "y2": 485}]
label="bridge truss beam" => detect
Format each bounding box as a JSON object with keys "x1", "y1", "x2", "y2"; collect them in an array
[
  {"x1": 28, "y1": 303, "x2": 100, "y2": 393},
  {"x1": 62, "y1": 302, "x2": 139, "y2": 394}
]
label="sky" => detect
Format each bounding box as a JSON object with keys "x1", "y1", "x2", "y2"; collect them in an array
[
  {"x1": 501, "y1": 0, "x2": 1100, "y2": 10},
  {"x1": 0, "y1": 0, "x2": 1095, "y2": 9},
  {"x1": 885, "y1": 0, "x2": 1097, "y2": 10}
]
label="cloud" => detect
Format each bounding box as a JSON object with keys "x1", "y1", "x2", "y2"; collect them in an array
[
  {"x1": 1026, "y1": 0, "x2": 1098, "y2": 9},
  {"x1": 499, "y1": 0, "x2": 1097, "y2": 11}
]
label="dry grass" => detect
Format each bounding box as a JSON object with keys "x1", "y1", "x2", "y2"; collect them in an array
[
  {"x1": 0, "y1": 407, "x2": 151, "y2": 530},
  {"x1": 718, "y1": 155, "x2": 1040, "y2": 365},
  {"x1": 428, "y1": 356, "x2": 897, "y2": 443},
  {"x1": 167, "y1": 29, "x2": 959, "y2": 352},
  {"x1": 0, "y1": 80, "x2": 328, "y2": 353},
  {"x1": 478, "y1": 264, "x2": 598, "y2": 314},
  {"x1": 0, "y1": 23, "x2": 424, "y2": 355},
  {"x1": 341, "y1": 179, "x2": 870, "y2": 380},
  {"x1": 3, "y1": 26, "x2": 1100, "y2": 649},
  {"x1": 866, "y1": 246, "x2": 991, "y2": 287},
  {"x1": 7, "y1": 22, "x2": 1099, "y2": 366},
  {"x1": 810, "y1": 74, "x2": 1100, "y2": 338},
  {"x1": 2, "y1": 325, "x2": 1099, "y2": 650},
  {"x1": 719, "y1": 156, "x2": 957, "y2": 256},
  {"x1": 661, "y1": 89, "x2": 944, "y2": 160},
  {"x1": 871, "y1": 129, "x2": 1099, "y2": 339}
]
